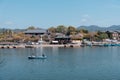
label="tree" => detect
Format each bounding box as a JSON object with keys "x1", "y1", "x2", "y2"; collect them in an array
[
  {"x1": 83, "y1": 32, "x2": 97, "y2": 41},
  {"x1": 27, "y1": 26, "x2": 36, "y2": 30},
  {"x1": 48, "y1": 27, "x2": 56, "y2": 33},
  {"x1": 56, "y1": 25, "x2": 67, "y2": 33},
  {"x1": 98, "y1": 33, "x2": 108, "y2": 40},
  {"x1": 12, "y1": 32, "x2": 25, "y2": 42},
  {"x1": 105, "y1": 31, "x2": 112, "y2": 39},
  {"x1": 96, "y1": 31, "x2": 108, "y2": 41},
  {"x1": 79, "y1": 29, "x2": 88, "y2": 34},
  {"x1": 83, "y1": 34, "x2": 91, "y2": 40},
  {"x1": 67, "y1": 26, "x2": 76, "y2": 35}
]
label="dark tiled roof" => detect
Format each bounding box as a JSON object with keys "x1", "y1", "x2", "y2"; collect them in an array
[
  {"x1": 106, "y1": 30, "x2": 120, "y2": 33},
  {"x1": 55, "y1": 33, "x2": 64, "y2": 36},
  {"x1": 24, "y1": 29, "x2": 47, "y2": 34}
]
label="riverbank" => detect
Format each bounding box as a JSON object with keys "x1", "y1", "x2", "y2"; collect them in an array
[
  {"x1": 0, "y1": 43, "x2": 120, "y2": 49},
  {"x1": 0, "y1": 44, "x2": 64, "y2": 48},
  {"x1": 25, "y1": 44, "x2": 81, "y2": 48},
  {"x1": 0, "y1": 43, "x2": 81, "y2": 48}
]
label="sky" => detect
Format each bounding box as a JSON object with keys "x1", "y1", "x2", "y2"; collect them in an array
[{"x1": 0, "y1": 0, "x2": 120, "y2": 29}]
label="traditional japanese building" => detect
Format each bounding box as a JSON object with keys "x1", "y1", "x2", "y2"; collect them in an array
[
  {"x1": 24, "y1": 29, "x2": 48, "y2": 36},
  {"x1": 54, "y1": 36, "x2": 71, "y2": 44}
]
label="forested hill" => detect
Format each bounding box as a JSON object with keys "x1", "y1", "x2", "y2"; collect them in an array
[{"x1": 78, "y1": 25, "x2": 120, "y2": 31}]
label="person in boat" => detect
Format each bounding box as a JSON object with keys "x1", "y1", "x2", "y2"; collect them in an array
[{"x1": 42, "y1": 54, "x2": 45, "y2": 57}]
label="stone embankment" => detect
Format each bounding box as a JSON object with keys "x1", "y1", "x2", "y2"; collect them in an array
[
  {"x1": 0, "y1": 44, "x2": 81, "y2": 49},
  {"x1": 0, "y1": 44, "x2": 25, "y2": 49}
]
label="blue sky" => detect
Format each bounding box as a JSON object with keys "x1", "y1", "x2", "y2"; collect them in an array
[{"x1": 0, "y1": 0, "x2": 120, "y2": 29}]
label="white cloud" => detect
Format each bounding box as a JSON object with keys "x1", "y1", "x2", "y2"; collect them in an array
[
  {"x1": 80, "y1": 14, "x2": 90, "y2": 23},
  {"x1": 81, "y1": 19, "x2": 87, "y2": 22}
]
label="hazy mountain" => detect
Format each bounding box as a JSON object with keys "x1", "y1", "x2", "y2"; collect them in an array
[
  {"x1": 13, "y1": 29, "x2": 26, "y2": 33},
  {"x1": 0, "y1": 28, "x2": 26, "y2": 33},
  {"x1": 0, "y1": 25, "x2": 120, "y2": 33},
  {"x1": 78, "y1": 25, "x2": 120, "y2": 31},
  {"x1": 108, "y1": 25, "x2": 120, "y2": 31}
]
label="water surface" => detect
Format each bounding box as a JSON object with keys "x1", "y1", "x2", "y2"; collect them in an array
[{"x1": 0, "y1": 47, "x2": 120, "y2": 80}]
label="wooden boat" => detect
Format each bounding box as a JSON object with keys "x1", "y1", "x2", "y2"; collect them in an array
[{"x1": 28, "y1": 55, "x2": 47, "y2": 59}]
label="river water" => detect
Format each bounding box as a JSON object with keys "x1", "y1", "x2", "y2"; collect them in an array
[{"x1": 0, "y1": 47, "x2": 120, "y2": 80}]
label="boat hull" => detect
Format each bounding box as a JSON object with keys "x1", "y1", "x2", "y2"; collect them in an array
[{"x1": 28, "y1": 56, "x2": 47, "y2": 59}]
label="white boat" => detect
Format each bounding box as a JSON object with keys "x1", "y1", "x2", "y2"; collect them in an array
[{"x1": 28, "y1": 35, "x2": 47, "y2": 59}]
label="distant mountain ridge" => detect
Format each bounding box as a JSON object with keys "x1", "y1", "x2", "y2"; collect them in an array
[
  {"x1": 0, "y1": 25, "x2": 120, "y2": 33},
  {"x1": 77, "y1": 25, "x2": 120, "y2": 31},
  {"x1": 0, "y1": 28, "x2": 26, "y2": 33}
]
